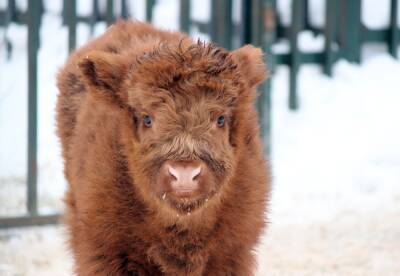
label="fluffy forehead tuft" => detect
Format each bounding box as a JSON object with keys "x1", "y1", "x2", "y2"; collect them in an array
[{"x1": 127, "y1": 40, "x2": 244, "y2": 100}]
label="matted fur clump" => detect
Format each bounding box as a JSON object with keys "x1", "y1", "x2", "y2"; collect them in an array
[{"x1": 56, "y1": 20, "x2": 270, "y2": 275}]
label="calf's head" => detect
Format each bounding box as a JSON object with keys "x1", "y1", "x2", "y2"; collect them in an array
[{"x1": 78, "y1": 41, "x2": 267, "y2": 215}]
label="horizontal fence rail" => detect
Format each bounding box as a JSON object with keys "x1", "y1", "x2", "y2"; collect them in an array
[{"x1": 0, "y1": 0, "x2": 399, "y2": 228}]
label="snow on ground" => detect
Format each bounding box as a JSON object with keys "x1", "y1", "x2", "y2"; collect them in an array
[
  {"x1": 256, "y1": 55, "x2": 400, "y2": 275},
  {"x1": 1, "y1": 1, "x2": 400, "y2": 275}
]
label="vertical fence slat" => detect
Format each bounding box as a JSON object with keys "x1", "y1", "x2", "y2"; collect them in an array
[
  {"x1": 242, "y1": 0, "x2": 253, "y2": 45},
  {"x1": 180, "y1": 0, "x2": 190, "y2": 33},
  {"x1": 211, "y1": 0, "x2": 233, "y2": 49},
  {"x1": 7, "y1": 0, "x2": 16, "y2": 21},
  {"x1": 303, "y1": 0, "x2": 311, "y2": 31},
  {"x1": 251, "y1": 0, "x2": 262, "y2": 45},
  {"x1": 263, "y1": 0, "x2": 277, "y2": 155},
  {"x1": 389, "y1": 0, "x2": 399, "y2": 58},
  {"x1": 260, "y1": 0, "x2": 276, "y2": 154},
  {"x1": 67, "y1": 0, "x2": 77, "y2": 52},
  {"x1": 146, "y1": 0, "x2": 155, "y2": 23},
  {"x1": 121, "y1": 0, "x2": 129, "y2": 19},
  {"x1": 88, "y1": 0, "x2": 100, "y2": 35},
  {"x1": 106, "y1": 0, "x2": 114, "y2": 26},
  {"x1": 5, "y1": 0, "x2": 14, "y2": 24},
  {"x1": 340, "y1": 0, "x2": 361, "y2": 63},
  {"x1": 27, "y1": 0, "x2": 41, "y2": 216},
  {"x1": 250, "y1": 0, "x2": 264, "y2": 144},
  {"x1": 289, "y1": 0, "x2": 303, "y2": 110},
  {"x1": 62, "y1": 0, "x2": 67, "y2": 25},
  {"x1": 243, "y1": 0, "x2": 275, "y2": 154},
  {"x1": 323, "y1": 0, "x2": 337, "y2": 76},
  {"x1": 3, "y1": 0, "x2": 15, "y2": 58}
]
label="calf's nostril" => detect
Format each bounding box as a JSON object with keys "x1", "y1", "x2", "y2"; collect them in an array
[
  {"x1": 191, "y1": 166, "x2": 202, "y2": 181},
  {"x1": 168, "y1": 166, "x2": 179, "y2": 181}
]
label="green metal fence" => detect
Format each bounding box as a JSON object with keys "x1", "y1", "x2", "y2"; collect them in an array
[
  {"x1": 273, "y1": 0, "x2": 399, "y2": 110},
  {"x1": 0, "y1": 0, "x2": 399, "y2": 228}
]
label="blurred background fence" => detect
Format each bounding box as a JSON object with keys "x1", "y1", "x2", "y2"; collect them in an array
[{"x1": 0, "y1": 0, "x2": 399, "y2": 228}]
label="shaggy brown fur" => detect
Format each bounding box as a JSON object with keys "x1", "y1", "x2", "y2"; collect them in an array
[{"x1": 56, "y1": 20, "x2": 270, "y2": 276}]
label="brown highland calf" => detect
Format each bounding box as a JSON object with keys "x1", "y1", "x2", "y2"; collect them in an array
[{"x1": 56, "y1": 21, "x2": 270, "y2": 275}]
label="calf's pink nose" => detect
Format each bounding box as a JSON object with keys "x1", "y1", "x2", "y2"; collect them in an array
[
  {"x1": 168, "y1": 162, "x2": 201, "y2": 195},
  {"x1": 156, "y1": 160, "x2": 207, "y2": 197},
  {"x1": 168, "y1": 165, "x2": 201, "y2": 186}
]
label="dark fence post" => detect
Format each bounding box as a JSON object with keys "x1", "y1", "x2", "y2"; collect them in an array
[
  {"x1": 242, "y1": 0, "x2": 252, "y2": 45},
  {"x1": 106, "y1": 0, "x2": 114, "y2": 26},
  {"x1": 289, "y1": 0, "x2": 304, "y2": 110},
  {"x1": 62, "y1": 0, "x2": 67, "y2": 25},
  {"x1": 211, "y1": 0, "x2": 233, "y2": 50},
  {"x1": 324, "y1": 0, "x2": 337, "y2": 76},
  {"x1": 303, "y1": 0, "x2": 312, "y2": 31},
  {"x1": 389, "y1": 0, "x2": 399, "y2": 58},
  {"x1": 243, "y1": 0, "x2": 275, "y2": 154},
  {"x1": 180, "y1": 0, "x2": 190, "y2": 33},
  {"x1": 262, "y1": 0, "x2": 277, "y2": 73},
  {"x1": 259, "y1": 0, "x2": 276, "y2": 155},
  {"x1": 7, "y1": 0, "x2": 17, "y2": 21},
  {"x1": 121, "y1": 0, "x2": 129, "y2": 19},
  {"x1": 67, "y1": 0, "x2": 77, "y2": 52},
  {"x1": 27, "y1": 0, "x2": 41, "y2": 216},
  {"x1": 339, "y1": 0, "x2": 361, "y2": 63},
  {"x1": 146, "y1": 0, "x2": 155, "y2": 23},
  {"x1": 88, "y1": 0, "x2": 100, "y2": 35},
  {"x1": 2, "y1": 0, "x2": 15, "y2": 58}
]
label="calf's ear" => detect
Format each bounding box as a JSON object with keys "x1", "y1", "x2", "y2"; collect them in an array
[
  {"x1": 78, "y1": 51, "x2": 127, "y2": 103},
  {"x1": 231, "y1": 45, "x2": 268, "y2": 88}
]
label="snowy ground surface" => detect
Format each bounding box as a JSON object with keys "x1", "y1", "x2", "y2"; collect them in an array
[{"x1": 1, "y1": 1, "x2": 400, "y2": 275}]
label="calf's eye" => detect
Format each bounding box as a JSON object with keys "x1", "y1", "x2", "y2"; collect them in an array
[
  {"x1": 217, "y1": 115, "x2": 225, "y2": 127},
  {"x1": 143, "y1": 115, "x2": 152, "y2": 127}
]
